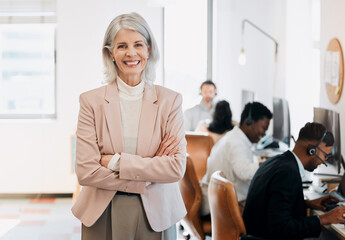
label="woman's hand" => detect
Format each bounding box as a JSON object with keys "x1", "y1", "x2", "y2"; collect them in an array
[
  {"x1": 155, "y1": 134, "x2": 179, "y2": 157},
  {"x1": 100, "y1": 155, "x2": 113, "y2": 168}
]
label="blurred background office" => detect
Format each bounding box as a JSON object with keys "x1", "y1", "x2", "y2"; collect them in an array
[{"x1": 0, "y1": 0, "x2": 345, "y2": 238}]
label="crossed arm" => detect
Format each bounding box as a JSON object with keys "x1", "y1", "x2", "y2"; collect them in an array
[
  {"x1": 100, "y1": 134, "x2": 179, "y2": 169},
  {"x1": 75, "y1": 92, "x2": 186, "y2": 192}
]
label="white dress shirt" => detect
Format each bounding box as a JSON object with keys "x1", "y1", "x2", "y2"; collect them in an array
[
  {"x1": 291, "y1": 151, "x2": 306, "y2": 180},
  {"x1": 200, "y1": 126, "x2": 259, "y2": 215}
]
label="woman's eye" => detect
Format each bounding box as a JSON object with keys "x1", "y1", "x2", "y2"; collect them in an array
[
  {"x1": 135, "y1": 43, "x2": 143, "y2": 47},
  {"x1": 117, "y1": 45, "x2": 125, "y2": 49}
]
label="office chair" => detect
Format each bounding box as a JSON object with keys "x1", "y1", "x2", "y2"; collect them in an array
[
  {"x1": 179, "y1": 154, "x2": 211, "y2": 239},
  {"x1": 208, "y1": 171, "x2": 266, "y2": 240},
  {"x1": 185, "y1": 132, "x2": 214, "y2": 181}
]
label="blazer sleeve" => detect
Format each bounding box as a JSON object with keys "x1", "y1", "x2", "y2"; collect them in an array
[
  {"x1": 120, "y1": 93, "x2": 187, "y2": 183},
  {"x1": 266, "y1": 169, "x2": 321, "y2": 239},
  {"x1": 75, "y1": 93, "x2": 146, "y2": 193}
]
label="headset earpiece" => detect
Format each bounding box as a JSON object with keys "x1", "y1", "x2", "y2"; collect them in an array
[
  {"x1": 245, "y1": 105, "x2": 253, "y2": 125},
  {"x1": 306, "y1": 130, "x2": 327, "y2": 156},
  {"x1": 307, "y1": 145, "x2": 317, "y2": 156}
]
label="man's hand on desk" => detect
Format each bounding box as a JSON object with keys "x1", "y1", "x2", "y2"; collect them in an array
[
  {"x1": 319, "y1": 206, "x2": 345, "y2": 225},
  {"x1": 306, "y1": 195, "x2": 339, "y2": 211}
]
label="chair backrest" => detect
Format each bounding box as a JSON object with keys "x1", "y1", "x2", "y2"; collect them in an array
[
  {"x1": 208, "y1": 170, "x2": 246, "y2": 240},
  {"x1": 185, "y1": 132, "x2": 214, "y2": 182},
  {"x1": 179, "y1": 154, "x2": 205, "y2": 239}
]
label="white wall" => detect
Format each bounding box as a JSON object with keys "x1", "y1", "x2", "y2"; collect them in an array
[
  {"x1": 214, "y1": 0, "x2": 322, "y2": 141},
  {"x1": 213, "y1": 0, "x2": 286, "y2": 125},
  {"x1": 0, "y1": 0, "x2": 163, "y2": 193},
  {"x1": 320, "y1": 0, "x2": 345, "y2": 165},
  {"x1": 285, "y1": 0, "x2": 320, "y2": 138}
]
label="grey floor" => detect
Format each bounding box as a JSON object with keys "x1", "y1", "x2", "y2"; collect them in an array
[
  {"x1": 0, "y1": 197, "x2": 207, "y2": 240},
  {"x1": 0, "y1": 198, "x2": 80, "y2": 240}
]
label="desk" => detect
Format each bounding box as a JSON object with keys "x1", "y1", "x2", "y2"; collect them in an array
[
  {"x1": 252, "y1": 148, "x2": 284, "y2": 158},
  {"x1": 304, "y1": 172, "x2": 345, "y2": 240},
  {"x1": 253, "y1": 148, "x2": 285, "y2": 165}
]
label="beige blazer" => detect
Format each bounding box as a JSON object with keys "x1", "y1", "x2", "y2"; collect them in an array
[{"x1": 72, "y1": 81, "x2": 187, "y2": 232}]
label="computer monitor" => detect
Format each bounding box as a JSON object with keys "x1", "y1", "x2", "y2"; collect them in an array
[
  {"x1": 241, "y1": 89, "x2": 255, "y2": 111},
  {"x1": 337, "y1": 171, "x2": 345, "y2": 197},
  {"x1": 313, "y1": 107, "x2": 344, "y2": 174},
  {"x1": 272, "y1": 97, "x2": 291, "y2": 147}
]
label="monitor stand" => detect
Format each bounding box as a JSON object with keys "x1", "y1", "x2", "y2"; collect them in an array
[{"x1": 339, "y1": 155, "x2": 345, "y2": 174}]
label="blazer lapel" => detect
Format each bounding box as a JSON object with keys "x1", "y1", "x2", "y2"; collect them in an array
[
  {"x1": 104, "y1": 81, "x2": 124, "y2": 153},
  {"x1": 137, "y1": 84, "x2": 158, "y2": 157}
]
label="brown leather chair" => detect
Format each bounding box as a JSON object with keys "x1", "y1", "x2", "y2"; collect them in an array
[
  {"x1": 185, "y1": 132, "x2": 214, "y2": 182},
  {"x1": 208, "y1": 170, "x2": 246, "y2": 240},
  {"x1": 179, "y1": 154, "x2": 211, "y2": 239},
  {"x1": 208, "y1": 171, "x2": 265, "y2": 240}
]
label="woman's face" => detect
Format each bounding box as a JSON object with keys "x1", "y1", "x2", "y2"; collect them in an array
[{"x1": 111, "y1": 29, "x2": 149, "y2": 84}]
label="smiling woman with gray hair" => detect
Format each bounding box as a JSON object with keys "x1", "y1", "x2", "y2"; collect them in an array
[
  {"x1": 72, "y1": 12, "x2": 187, "y2": 240},
  {"x1": 102, "y1": 12, "x2": 160, "y2": 85}
]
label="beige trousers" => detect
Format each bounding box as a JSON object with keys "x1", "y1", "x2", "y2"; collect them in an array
[{"x1": 81, "y1": 194, "x2": 176, "y2": 240}]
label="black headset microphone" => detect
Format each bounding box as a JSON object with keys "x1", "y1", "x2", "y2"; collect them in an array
[
  {"x1": 245, "y1": 104, "x2": 261, "y2": 141},
  {"x1": 244, "y1": 105, "x2": 253, "y2": 125},
  {"x1": 306, "y1": 131, "x2": 328, "y2": 166},
  {"x1": 291, "y1": 132, "x2": 328, "y2": 166}
]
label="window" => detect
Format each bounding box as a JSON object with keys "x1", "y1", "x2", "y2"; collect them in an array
[
  {"x1": 0, "y1": 24, "x2": 55, "y2": 118},
  {"x1": 0, "y1": 0, "x2": 56, "y2": 119}
]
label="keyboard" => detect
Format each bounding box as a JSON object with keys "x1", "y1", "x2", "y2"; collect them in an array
[
  {"x1": 325, "y1": 202, "x2": 345, "y2": 212},
  {"x1": 332, "y1": 223, "x2": 345, "y2": 237},
  {"x1": 304, "y1": 190, "x2": 345, "y2": 202},
  {"x1": 330, "y1": 192, "x2": 345, "y2": 202}
]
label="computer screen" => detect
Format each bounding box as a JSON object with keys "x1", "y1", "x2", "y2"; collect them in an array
[
  {"x1": 313, "y1": 107, "x2": 343, "y2": 173},
  {"x1": 241, "y1": 89, "x2": 255, "y2": 111},
  {"x1": 337, "y1": 172, "x2": 345, "y2": 197},
  {"x1": 272, "y1": 97, "x2": 291, "y2": 147}
]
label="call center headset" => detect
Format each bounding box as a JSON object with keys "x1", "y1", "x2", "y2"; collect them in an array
[
  {"x1": 244, "y1": 104, "x2": 253, "y2": 125},
  {"x1": 306, "y1": 130, "x2": 328, "y2": 166}
]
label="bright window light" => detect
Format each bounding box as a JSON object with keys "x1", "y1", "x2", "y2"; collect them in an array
[{"x1": 0, "y1": 24, "x2": 56, "y2": 118}]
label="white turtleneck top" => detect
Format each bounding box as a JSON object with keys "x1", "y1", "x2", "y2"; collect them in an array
[{"x1": 107, "y1": 77, "x2": 145, "y2": 171}]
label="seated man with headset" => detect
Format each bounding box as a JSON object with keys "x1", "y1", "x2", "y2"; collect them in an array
[
  {"x1": 183, "y1": 80, "x2": 217, "y2": 131},
  {"x1": 243, "y1": 122, "x2": 345, "y2": 240},
  {"x1": 200, "y1": 102, "x2": 272, "y2": 216}
]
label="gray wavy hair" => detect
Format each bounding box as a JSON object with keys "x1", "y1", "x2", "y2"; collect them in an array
[{"x1": 102, "y1": 12, "x2": 160, "y2": 84}]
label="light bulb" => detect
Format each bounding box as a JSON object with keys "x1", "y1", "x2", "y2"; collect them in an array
[{"x1": 238, "y1": 48, "x2": 246, "y2": 65}]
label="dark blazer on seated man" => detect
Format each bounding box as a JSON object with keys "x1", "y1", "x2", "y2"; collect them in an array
[{"x1": 243, "y1": 122, "x2": 345, "y2": 240}]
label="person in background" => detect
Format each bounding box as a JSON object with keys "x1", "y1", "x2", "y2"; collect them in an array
[
  {"x1": 200, "y1": 102, "x2": 272, "y2": 217},
  {"x1": 184, "y1": 80, "x2": 217, "y2": 131},
  {"x1": 72, "y1": 12, "x2": 186, "y2": 240},
  {"x1": 243, "y1": 122, "x2": 345, "y2": 240},
  {"x1": 195, "y1": 100, "x2": 234, "y2": 144}
]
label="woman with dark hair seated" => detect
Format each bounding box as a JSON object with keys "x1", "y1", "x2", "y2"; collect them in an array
[{"x1": 196, "y1": 100, "x2": 234, "y2": 144}]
